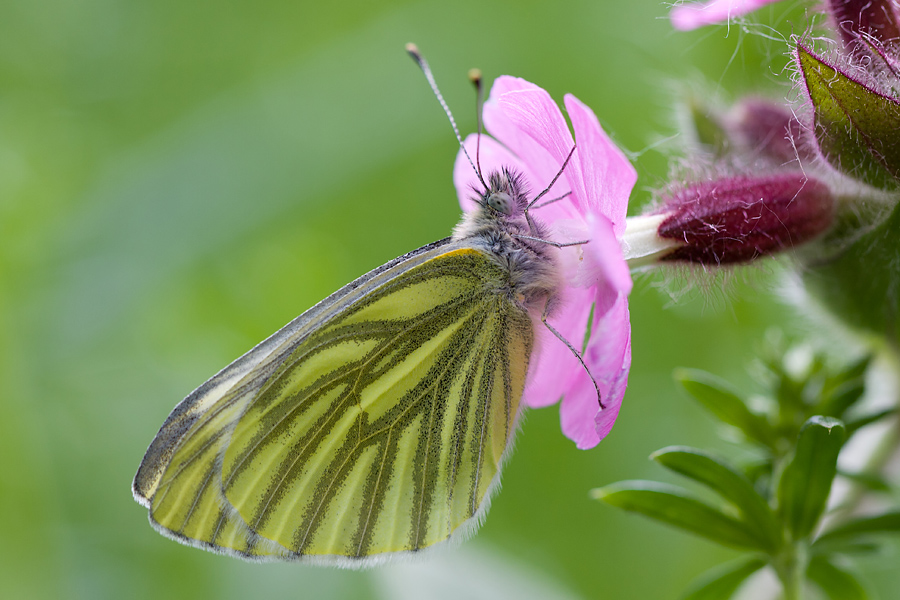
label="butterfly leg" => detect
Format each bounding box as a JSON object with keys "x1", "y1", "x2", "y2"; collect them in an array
[
  {"x1": 530, "y1": 191, "x2": 571, "y2": 211},
  {"x1": 525, "y1": 145, "x2": 576, "y2": 235},
  {"x1": 540, "y1": 301, "x2": 605, "y2": 409},
  {"x1": 512, "y1": 233, "x2": 589, "y2": 248}
]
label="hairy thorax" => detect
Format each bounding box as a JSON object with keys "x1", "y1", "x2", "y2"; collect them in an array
[{"x1": 450, "y1": 168, "x2": 562, "y2": 315}]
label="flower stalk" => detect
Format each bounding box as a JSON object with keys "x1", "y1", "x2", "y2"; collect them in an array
[{"x1": 619, "y1": 214, "x2": 681, "y2": 268}]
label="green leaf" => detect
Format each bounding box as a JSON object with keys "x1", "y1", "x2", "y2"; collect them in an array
[
  {"x1": 826, "y1": 355, "x2": 871, "y2": 391},
  {"x1": 811, "y1": 538, "x2": 884, "y2": 557},
  {"x1": 807, "y1": 556, "x2": 869, "y2": 600},
  {"x1": 845, "y1": 408, "x2": 898, "y2": 437},
  {"x1": 815, "y1": 511, "x2": 900, "y2": 547},
  {"x1": 743, "y1": 460, "x2": 773, "y2": 491},
  {"x1": 651, "y1": 447, "x2": 781, "y2": 551},
  {"x1": 797, "y1": 43, "x2": 900, "y2": 188},
  {"x1": 685, "y1": 97, "x2": 728, "y2": 155},
  {"x1": 777, "y1": 416, "x2": 846, "y2": 539},
  {"x1": 819, "y1": 380, "x2": 865, "y2": 419},
  {"x1": 681, "y1": 556, "x2": 767, "y2": 600},
  {"x1": 592, "y1": 481, "x2": 770, "y2": 551},
  {"x1": 802, "y1": 200, "x2": 900, "y2": 346},
  {"x1": 836, "y1": 469, "x2": 892, "y2": 492},
  {"x1": 674, "y1": 369, "x2": 775, "y2": 448}
]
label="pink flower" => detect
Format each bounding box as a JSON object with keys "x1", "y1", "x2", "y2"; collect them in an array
[
  {"x1": 670, "y1": 0, "x2": 783, "y2": 30},
  {"x1": 453, "y1": 77, "x2": 636, "y2": 449}
]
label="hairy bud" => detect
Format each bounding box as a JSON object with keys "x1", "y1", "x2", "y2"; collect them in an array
[{"x1": 655, "y1": 173, "x2": 834, "y2": 265}]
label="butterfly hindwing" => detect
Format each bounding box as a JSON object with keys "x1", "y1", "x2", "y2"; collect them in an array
[{"x1": 134, "y1": 241, "x2": 533, "y2": 563}]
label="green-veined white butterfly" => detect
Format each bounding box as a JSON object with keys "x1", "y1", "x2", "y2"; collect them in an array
[{"x1": 132, "y1": 45, "x2": 600, "y2": 565}]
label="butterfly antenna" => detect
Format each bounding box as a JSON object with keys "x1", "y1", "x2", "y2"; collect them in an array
[
  {"x1": 406, "y1": 43, "x2": 489, "y2": 191},
  {"x1": 469, "y1": 68, "x2": 485, "y2": 182}
]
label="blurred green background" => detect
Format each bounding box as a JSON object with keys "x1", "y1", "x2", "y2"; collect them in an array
[{"x1": 2, "y1": 0, "x2": 897, "y2": 598}]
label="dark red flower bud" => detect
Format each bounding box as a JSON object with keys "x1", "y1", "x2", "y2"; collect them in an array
[
  {"x1": 730, "y1": 98, "x2": 805, "y2": 164},
  {"x1": 656, "y1": 173, "x2": 834, "y2": 265},
  {"x1": 826, "y1": 0, "x2": 900, "y2": 50}
]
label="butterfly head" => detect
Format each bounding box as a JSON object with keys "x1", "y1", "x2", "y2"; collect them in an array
[{"x1": 481, "y1": 168, "x2": 528, "y2": 218}]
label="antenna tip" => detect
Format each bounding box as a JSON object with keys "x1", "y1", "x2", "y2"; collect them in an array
[
  {"x1": 468, "y1": 68, "x2": 482, "y2": 84},
  {"x1": 406, "y1": 43, "x2": 427, "y2": 69}
]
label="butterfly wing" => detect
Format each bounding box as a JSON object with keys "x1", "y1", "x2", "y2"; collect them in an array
[{"x1": 133, "y1": 240, "x2": 534, "y2": 563}]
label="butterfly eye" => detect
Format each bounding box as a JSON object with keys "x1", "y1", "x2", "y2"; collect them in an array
[{"x1": 487, "y1": 191, "x2": 513, "y2": 215}]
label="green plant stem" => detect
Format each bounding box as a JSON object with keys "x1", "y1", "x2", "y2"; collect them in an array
[{"x1": 774, "y1": 541, "x2": 807, "y2": 600}]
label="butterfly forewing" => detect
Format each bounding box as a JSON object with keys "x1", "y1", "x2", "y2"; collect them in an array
[
  {"x1": 137, "y1": 243, "x2": 533, "y2": 562},
  {"x1": 142, "y1": 368, "x2": 295, "y2": 557}
]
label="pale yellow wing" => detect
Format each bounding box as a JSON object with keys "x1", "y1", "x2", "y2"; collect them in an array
[{"x1": 133, "y1": 240, "x2": 533, "y2": 563}]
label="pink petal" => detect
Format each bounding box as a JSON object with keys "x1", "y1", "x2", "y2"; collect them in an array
[
  {"x1": 483, "y1": 78, "x2": 563, "y2": 180},
  {"x1": 670, "y1": 0, "x2": 783, "y2": 31},
  {"x1": 483, "y1": 77, "x2": 579, "y2": 224},
  {"x1": 492, "y1": 78, "x2": 584, "y2": 224},
  {"x1": 560, "y1": 294, "x2": 631, "y2": 448},
  {"x1": 559, "y1": 375, "x2": 603, "y2": 449},
  {"x1": 523, "y1": 215, "x2": 630, "y2": 415},
  {"x1": 564, "y1": 95, "x2": 636, "y2": 235},
  {"x1": 523, "y1": 285, "x2": 594, "y2": 409},
  {"x1": 578, "y1": 214, "x2": 632, "y2": 292},
  {"x1": 594, "y1": 318, "x2": 631, "y2": 440},
  {"x1": 496, "y1": 82, "x2": 574, "y2": 160}
]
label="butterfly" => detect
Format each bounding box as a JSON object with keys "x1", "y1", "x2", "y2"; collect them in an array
[{"x1": 132, "y1": 45, "x2": 599, "y2": 565}]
